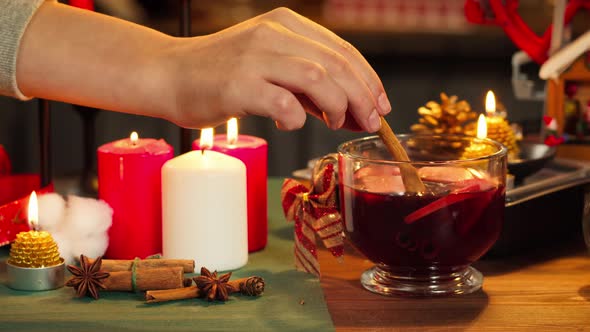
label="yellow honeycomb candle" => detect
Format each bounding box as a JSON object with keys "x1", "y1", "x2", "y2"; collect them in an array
[
  {"x1": 483, "y1": 91, "x2": 520, "y2": 160},
  {"x1": 8, "y1": 230, "x2": 62, "y2": 268},
  {"x1": 8, "y1": 191, "x2": 62, "y2": 268}
]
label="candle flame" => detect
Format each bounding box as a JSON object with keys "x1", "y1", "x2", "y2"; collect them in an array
[
  {"x1": 227, "y1": 118, "x2": 238, "y2": 145},
  {"x1": 28, "y1": 191, "x2": 38, "y2": 230},
  {"x1": 485, "y1": 90, "x2": 496, "y2": 116},
  {"x1": 199, "y1": 128, "x2": 214, "y2": 149},
  {"x1": 130, "y1": 131, "x2": 139, "y2": 145},
  {"x1": 476, "y1": 114, "x2": 487, "y2": 139}
]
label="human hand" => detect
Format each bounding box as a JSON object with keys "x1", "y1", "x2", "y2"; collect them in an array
[{"x1": 162, "y1": 7, "x2": 391, "y2": 132}]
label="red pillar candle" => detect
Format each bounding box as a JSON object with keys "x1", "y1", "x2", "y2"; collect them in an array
[
  {"x1": 192, "y1": 120, "x2": 268, "y2": 252},
  {"x1": 98, "y1": 132, "x2": 173, "y2": 259}
]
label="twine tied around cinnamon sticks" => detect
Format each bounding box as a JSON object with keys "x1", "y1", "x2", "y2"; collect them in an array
[{"x1": 66, "y1": 255, "x2": 264, "y2": 302}]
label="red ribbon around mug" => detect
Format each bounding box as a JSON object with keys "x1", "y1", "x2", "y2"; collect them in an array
[{"x1": 281, "y1": 163, "x2": 344, "y2": 277}]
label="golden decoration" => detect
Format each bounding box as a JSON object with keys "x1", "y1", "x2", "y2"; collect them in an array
[
  {"x1": 485, "y1": 115, "x2": 520, "y2": 160},
  {"x1": 8, "y1": 231, "x2": 62, "y2": 268},
  {"x1": 411, "y1": 93, "x2": 478, "y2": 137}
]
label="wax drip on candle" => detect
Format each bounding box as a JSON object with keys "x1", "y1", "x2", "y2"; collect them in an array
[
  {"x1": 130, "y1": 131, "x2": 139, "y2": 146},
  {"x1": 199, "y1": 128, "x2": 214, "y2": 154},
  {"x1": 227, "y1": 118, "x2": 238, "y2": 145}
]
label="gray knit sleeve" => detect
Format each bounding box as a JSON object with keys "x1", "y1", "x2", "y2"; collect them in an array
[{"x1": 0, "y1": 0, "x2": 47, "y2": 100}]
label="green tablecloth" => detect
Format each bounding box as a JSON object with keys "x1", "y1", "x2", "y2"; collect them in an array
[{"x1": 0, "y1": 179, "x2": 334, "y2": 331}]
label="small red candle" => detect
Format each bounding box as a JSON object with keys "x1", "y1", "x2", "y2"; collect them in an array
[
  {"x1": 193, "y1": 119, "x2": 268, "y2": 252},
  {"x1": 98, "y1": 132, "x2": 173, "y2": 259}
]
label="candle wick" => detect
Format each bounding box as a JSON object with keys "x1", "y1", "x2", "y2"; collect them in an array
[{"x1": 201, "y1": 148, "x2": 205, "y2": 155}]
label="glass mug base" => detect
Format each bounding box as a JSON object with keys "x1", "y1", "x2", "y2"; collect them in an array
[{"x1": 360, "y1": 265, "x2": 483, "y2": 297}]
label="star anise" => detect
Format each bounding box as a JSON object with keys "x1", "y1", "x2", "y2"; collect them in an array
[
  {"x1": 65, "y1": 255, "x2": 110, "y2": 300},
  {"x1": 193, "y1": 267, "x2": 234, "y2": 302}
]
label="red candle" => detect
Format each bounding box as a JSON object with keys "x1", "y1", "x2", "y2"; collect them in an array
[
  {"x1": 192, "y1": 120, "x2": 268, "y2": 252},
  {"x1": 68, "y1": 0, "x2": 94, "y2": 11},
  {"x1": 98, "y1": 132, "x2": 173, "y2": 259}
]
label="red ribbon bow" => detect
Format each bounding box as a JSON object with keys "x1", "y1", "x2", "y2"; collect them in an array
[{"x1": 281, "y1": 163, "x2": 343, "y2": 277}]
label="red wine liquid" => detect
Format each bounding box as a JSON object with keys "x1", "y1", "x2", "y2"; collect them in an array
[{"x1": 340, "y1": 181, "x2": 505, "y2": 274}]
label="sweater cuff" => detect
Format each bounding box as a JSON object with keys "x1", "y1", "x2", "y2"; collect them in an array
[{"x1": 0, "y1": 0, "x2": 49, "y2": 100}]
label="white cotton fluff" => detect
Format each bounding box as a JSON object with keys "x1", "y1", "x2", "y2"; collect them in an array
[
  {"x1": 63, "y1": 195, "x2": 113, "y2": 237},
  {"x1": 37, "y1": 193, "x2": 113, "y2": 263},
  {"x1": 51, "y1": 231, "x2": 74, "y2": 264},
  {"x1": 69, "y1": 233, "x2": 109, "y2": 260},
  {"x1": 37, "y1": 193, "x2": 66, "y2": 233}
]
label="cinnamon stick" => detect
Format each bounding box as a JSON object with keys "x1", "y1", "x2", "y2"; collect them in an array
[
  {"x1": 87, "y1": 257, "x2": 194, "y2": 273},
  {"x1": 377, "y1": 116, "x2": 426, "y2": 194},
  {"x1": 103, "y1": 266, "x2": 186, "y2": 292},
  {"x1": 145, "y1": 277, "x2": 265, "y2": 303}
]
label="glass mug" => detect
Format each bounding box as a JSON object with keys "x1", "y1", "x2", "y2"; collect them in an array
[{"x1": 316, "y1": 134, "x2": 507, "y2": 297}]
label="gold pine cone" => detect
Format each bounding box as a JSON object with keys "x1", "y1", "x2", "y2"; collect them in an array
[{"x1": 411, "y1": 92, "x2": 478, "y2": 136}]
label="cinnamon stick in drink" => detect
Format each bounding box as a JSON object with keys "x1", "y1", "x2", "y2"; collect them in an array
[
  {"x1": 377, "y1": 116, "x2": 426, "y2": 194},
  {"x1": 87, "y1": 257, "x2": 195, "y2": 273},
  {"x1": 145, "y1": 276, "x2": 265, "y2": 303}
]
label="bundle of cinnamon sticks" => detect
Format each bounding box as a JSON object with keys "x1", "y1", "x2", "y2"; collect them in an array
[{"x1": 65, "y1": 255, "x2": 264, "y2": 302}]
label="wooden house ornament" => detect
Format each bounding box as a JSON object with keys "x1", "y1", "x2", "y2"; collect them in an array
[{"x1": 540, "y1": 31, "x2": 590, "y2": 159}]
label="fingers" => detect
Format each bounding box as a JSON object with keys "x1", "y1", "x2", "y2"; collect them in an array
[
  {"x1": 258, "y1": 8, "x2": 392, "y2": 116},
  {"x1": 250, "y1": 22, "x2": 381, "y2": 132},
  {"x1": 241, "y1": 80, "x2": 307, "y2": 131},
  {"x1": 261, "y1": 55, "x2": 348, "y2": 129}
]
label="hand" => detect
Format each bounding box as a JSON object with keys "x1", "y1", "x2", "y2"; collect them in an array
[
  {"x1": 162, "y1": 7, "x2": 391, "y2": 132},
  {"x1": 17, "y1": 4, "x2": 390, "y2": 132}
]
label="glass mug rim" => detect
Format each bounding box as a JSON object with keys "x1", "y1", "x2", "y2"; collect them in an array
[{"x1": 337, "y1": 134, "x2": 508, "y2": 165}]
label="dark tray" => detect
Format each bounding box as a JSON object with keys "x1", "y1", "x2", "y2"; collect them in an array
[{"x1": 490, "y1": 159, "x2": 590, "y2": 256}]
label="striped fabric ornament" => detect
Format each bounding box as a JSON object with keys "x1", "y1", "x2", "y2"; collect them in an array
[{"x1": 281, "y1": 163, "x2": 344, "y2": 277}]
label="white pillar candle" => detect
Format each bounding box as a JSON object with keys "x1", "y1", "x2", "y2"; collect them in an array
[{"x1": 162, "y1": 150, "x2": 247, "y2": 271}]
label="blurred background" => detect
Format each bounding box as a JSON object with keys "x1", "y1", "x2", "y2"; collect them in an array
[{"x1": 1, "y1": 0, "x2": 588, "y2": 184}]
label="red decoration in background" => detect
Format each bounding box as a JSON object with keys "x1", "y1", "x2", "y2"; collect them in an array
[
  {"x1": 281, "y1": 163, "x2": 343, "y2": 277},
  {"x1": 0, "y1": 175, "x2": 54, "y2": 246},
  {"x1": 544, "y1": 135, "x2": 565, "y2": 147},
  {"x1": 542, "y1": 116, "x2": 565, "y2": 146},
  {"x1": 464, "y1": 0, "x2": 590, "y2": 64},
  {"x1": 0, "y1": 145, "x2": 11, "y2": 176}
]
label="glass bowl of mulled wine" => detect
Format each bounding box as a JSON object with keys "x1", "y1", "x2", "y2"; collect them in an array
[{"x1": 337, "y1": 134, "x2": 507, "y2": 297}]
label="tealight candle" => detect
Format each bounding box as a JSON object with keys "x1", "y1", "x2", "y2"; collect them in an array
[
  {"x1": 462, "y1": 114, "x2": 495, "y2": 159},
  {"x1": 192, "y1": 119, "x2": 268, "y2": 252},
  {"x1": 6, "y1": 191, "x2": 65, "y2": 291}
]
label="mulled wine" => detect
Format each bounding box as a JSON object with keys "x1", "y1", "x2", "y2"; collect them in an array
[
  {"x1": 335, "y1": 134, "x2": 507, "y2": 296},
  {"x1": 341, "y1": 179, "x2": 505, "y2": 275}
]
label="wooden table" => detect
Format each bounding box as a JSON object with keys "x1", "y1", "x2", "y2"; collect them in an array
[{"x1": 318, "y1": 241, "x2": 590, "y2": 331}]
